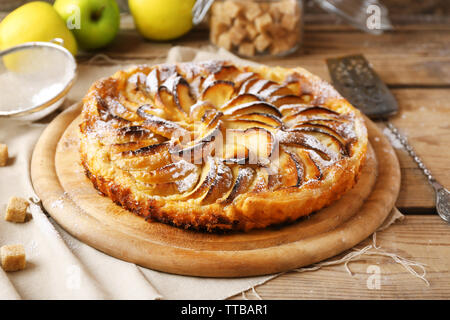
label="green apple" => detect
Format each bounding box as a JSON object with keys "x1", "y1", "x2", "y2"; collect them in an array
[{"x1": 54, "y1": 0, "x2": 120, "y2": 50}]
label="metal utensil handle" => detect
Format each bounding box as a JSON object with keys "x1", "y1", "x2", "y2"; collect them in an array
[
  {"x1": 385, "y1": 121, "x2": 435, "y2": 184},
  {"x1": 192, "y1": 0, "x2": 215, "y2": 25}
]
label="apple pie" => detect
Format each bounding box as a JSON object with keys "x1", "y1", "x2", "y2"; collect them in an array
[{"x1": 79, "y1": 61, "x2": 368, "y2": 232}]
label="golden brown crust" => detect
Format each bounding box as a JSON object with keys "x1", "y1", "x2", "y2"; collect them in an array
[{"x1": 79, "y1": 61, "x2": 368, "y2": 232}]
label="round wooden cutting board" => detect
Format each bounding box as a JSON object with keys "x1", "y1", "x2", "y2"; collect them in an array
[{"x1": 31, "y1": 103, "x2": 400, "y2": 277}]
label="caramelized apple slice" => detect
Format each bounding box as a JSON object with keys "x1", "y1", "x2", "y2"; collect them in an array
[
  {"x1": 202, "y1": 80, "x2": 235, "y2": 107},
  {"x1": 293, "y1": 149, "x2": 322, "y2": 181},
  {"x1": 130, "y1": 159, "x2": 198, "y2": 184},
  {"x1": 212, "y1": 65, "x2": 240, "y2": 81},
  {"x1": 279, "y1": 130, "x2": 334, "y2": 161},
  {"x1": 173, "y1": 77, "x2": 195, "y2": 113},
  {"x1": 281, "y1": 149, "x2": 304, "y2": 187},
  {"x1": 271, "y1": 95, "x2": 306, "y2": 108},
  {"x1": 238, "y1": 78, "x2": 260, "y2": 95},
  {"x1": 97, "y1": 96, "x2": 140, "y2": 122},
  {"x1": 220, "y1": 93, "x2": 261, "y2": 111},
  {"x1": 155, "y1": 86, "x2": 185, "y2": 120},
  {"x1": 189, "y1": 101, "x2": 217, "y2": 122},
  {"x1": 290, "y1": 124, "x2": 348, "y2": 156},
  {"x1": 259, "y1": 85, "x2": 293, "y2": 100},
  {"x1": 223, "y1": 101, "x2": 282, "y2": 118},
  {"x1": 234, "y1": 72, "x2": 257, "y2": 89},
  {"x1": 225, "y1": 119, "x2": 276, "y2": 132},
  {"x1": 221, "y1": 167, "x2": 256, "y2": 203},
  {"x1": 231, "y1": 112, "x2": 283, "y2": 128},
  {"x1": 174, "y1": 121, "x2": 223, "y2": 164},
  {"x1": 113, "y1": 142, "x2": 172, "y2": 170},
  {"x1": 220, "y1": 142, "x2": 249, "y2": 164},
  {"x1": 201, "y1": 158, "x2": 233, "y2": 204},
  {"x1": 247, "y1": 79, "x2": 274, "y2": 95},
  {"x1": 244, "y1": 127, "x2": 276, "y2": 163},
  {"x1": 145, "y1": 68, "x2": 160, "y2": 95},
  {"x1": 138, "y1": 105, "x2": 189, "y2": 139},
  {"x1": 283, "y1": 106, "x2": 340, "y2": 123},
  {"x1": 183, "y1": 157, "x2": 216, "y2": 200}
]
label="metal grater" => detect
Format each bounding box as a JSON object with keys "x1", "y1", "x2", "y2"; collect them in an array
[
  {"x1": 327, "y1": 54, "x2": 450, "y2": 223},
  {"x1": 327, "y1": 54, "x2": 398, "y2": 118}
]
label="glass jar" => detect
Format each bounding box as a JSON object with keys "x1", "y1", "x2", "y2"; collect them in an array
[{"x1": 208, "y1": 0, "x2": 303, "y2": 58}]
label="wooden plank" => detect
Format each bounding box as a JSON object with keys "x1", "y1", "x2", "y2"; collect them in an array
[
  {"x1": 232, "y1": 215, "x2": 450, "y2": 299},
  {"x1": 77, "y1": 21, "x2": 450, "y2": 86},
  {"x1": 386, "y1": 89, "x2": 450, "y2": 211}
]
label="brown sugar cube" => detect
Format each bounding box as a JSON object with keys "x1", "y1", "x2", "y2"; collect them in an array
[
  {"x1": 244, "y1": 2, "x2": 262, "y2": 21},
  {"x1": 255, "y1": 13, "x2": 273, "y2": 33},
  {"x1": 0, "y1": 144, "x2": 8, "y2": 167},
  {"x1": 254, "y1": 33, "x2": 272, "y2": 52},
  {"x1": 211, "y1": 3, "x2": 233, "y2": 26},
  {"x1": 217, "y1": 32, "x2": 233, "y2": 51},
  {"x1": 238, "y1": 42, "x2": 256, "y2": 57},
  {"x1": 269, "y1": 5, "x2": 282, "y2": 22},
  {"x1": 210, "y1": 19, "x2": 228, "y2": 43},
  {"x1": 281, "y1": 13, "x2": 299, "y2": 31},
  {"x1": 223, "y1": 0, "x2": 243, "y2": 17},
  {"x1": 275, "y1": 0, "x2": 298, "y2": 15},
  {"x1": 229, "y1": 24, "x2": 247, "y2": 46},
  {"x1": 270, "y1": 38, "x2": 293, "y2": 55},
  {"x1": 5, "y1": 196, "x2": 29, "y2": 223},
  {"x1": 267, "y1": 24, "x2": 288, "y2": 39},
  {"x1": 246, "y1": 23, "x2": 258, "y2": 40},
  {"x1": 233, "y1": 16, "x2": 247, "y2": 30},
  {"x1": 1, "y1": 244, "x2": 26, "y2": 272}
]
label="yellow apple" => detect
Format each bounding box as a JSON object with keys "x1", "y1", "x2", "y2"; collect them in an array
[
  {"x1": 0, "y1": 1, "x2": 77, "y2": 55},
  {"x1": 128, "y1": 0, "x2": 196, "y2": 41}
]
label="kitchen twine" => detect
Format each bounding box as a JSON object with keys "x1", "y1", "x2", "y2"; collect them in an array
[
  {"x1": 293, "y1": 231, "x2": 429, "y2": 287},
  {"x1": 76, "y1": 53, "x2": 430, "y2": 299},
  {"x1": 241, "y1": 232, "x2": 429, "y2": 299}
]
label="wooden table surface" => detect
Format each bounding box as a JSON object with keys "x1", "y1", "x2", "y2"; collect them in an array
[
  {"x1": 78, "y1": 15, "x2": 449, "y2": 300},
  {"x1": 3, "y1": 9, "x2": 448, "y2": 299}
]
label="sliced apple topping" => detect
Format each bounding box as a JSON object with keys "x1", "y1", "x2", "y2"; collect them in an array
[
  {"x1": 155, "y1": 86, "x2": 186, "y2": 120},
  {"x1": 96, "y1": 96, "x2": 140, "y2": 122},
  {"x1": 290, "y1": 124, "x2": 348, "y2": 156},
  {"x1": 259, "y1": 84, "x2": 293, "y2": 100},
  {"x1": 183, "y1": 156, "x2": 217, "y2": 200},
  {"x1": 283, "y1": 106, "x2": 340, "y2": 123},
  {"x1": 271, "y1": 95, "x2": 306, "y2": 108},
  {"x1": 145, "y1": 68, "x2": 160, "y2": 95},
  {"x1": 244, "y1": 127, "x2": 276, "y2": 164},
  {"x1": 212, "y1": 64, "x2": 240, "y2": 81},
  {"x1": 234, "y1": 72, "x2": 256, "y2": 88},
  {"x1": 292, "y1": 149, "x2": 322, "y2": 181},
  {"x1": 113, "y1": 142, "x2": 172, "y2": 171},
  {"x1": 201, "y1": 158, "x2": 233, "y2": 204},
  {"x1": 218, "y1": 142, "x2": 249, "y2": 164},
  {"x1": 280, "y1": 149, "x2": 304, "y2": 187},
  {"x1": 277, "y1": 130, "x2": 334, "y2": 162},
  {"x1": 246, "y1": 79, "x2": 275, "y2": 95},
  {"x1": 220, "y1": 93, "x2": 261, "y2": 111},
  {"x1": 189, "y1": 101, "x2": 217, "y2": 122},
  {"x1": 230, "y1": 112, "x2": 283, "y2": 128},
  {"x1": 221, "y1": 167, "x2": 256, "y2": 203},
  {"x1": 137, "y1": 105, "x2": 189, "y2": 139},
  {"x1": 223, "y1": 101, "x2": 282, "y2": 118},
  {"x1": 129, "y1": 159, "x2": 198, "y2": 184},
  {"x1": 201, "y1": 80, "x2": 235, "y2": 107},
  {"x1": 173, "y1": 121, "x2": 223, "y2": 164}
]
